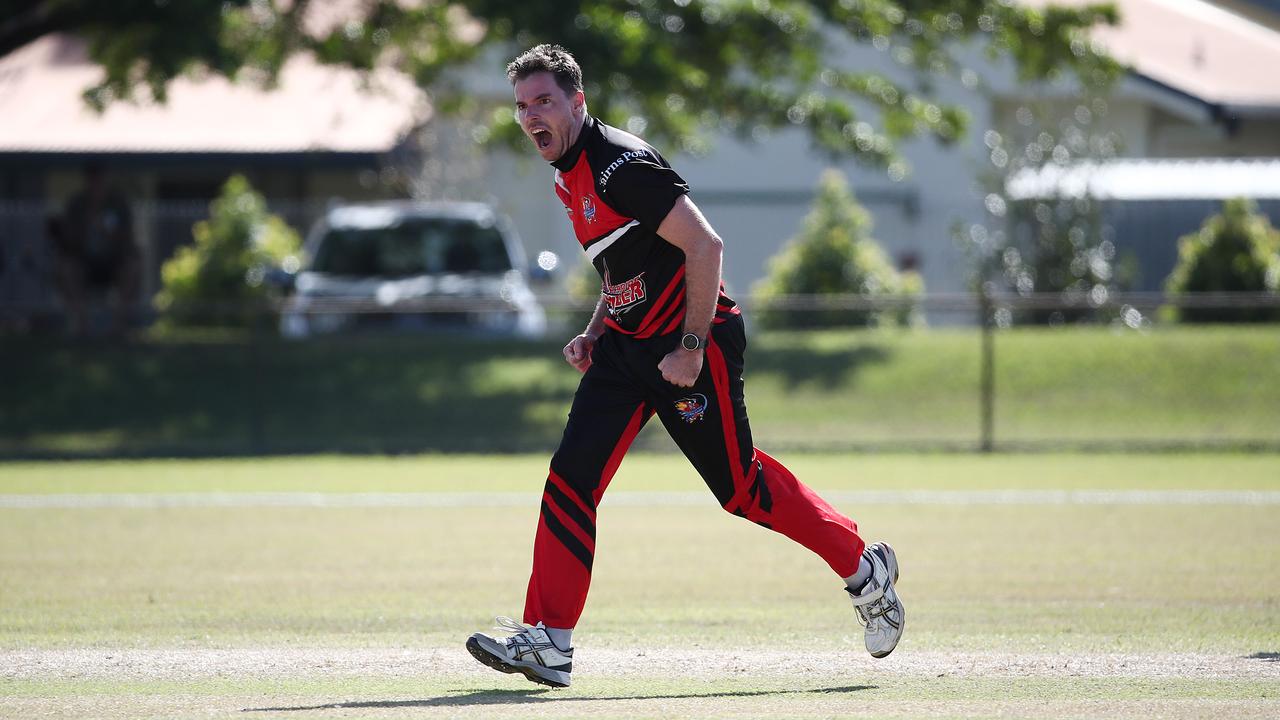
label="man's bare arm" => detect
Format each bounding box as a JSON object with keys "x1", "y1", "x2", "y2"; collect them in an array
[
  {"x1": 564, "y1": 294, "x2": 609, "y2": 373},
  {"x1": 657, "y1": 195, "x2": 723, "y2": 340},
  {"x1": 584, "y1": 294, "x2": 608, "y2": 339},
  {"x1": 655, "y1": 195, "x2": 724, "y2": 387}
]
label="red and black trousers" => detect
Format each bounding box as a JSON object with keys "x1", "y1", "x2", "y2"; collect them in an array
[{"x1": 523, "y1": 313, "x2": 865, "y2": 629}]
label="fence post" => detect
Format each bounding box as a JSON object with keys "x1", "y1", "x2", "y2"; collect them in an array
[
  {"x1": 979, "y1": 285, "x2": 995, "y2": 453},
  {"x1": 247, "y1": 304, "x2": 265, "y2": 455}
]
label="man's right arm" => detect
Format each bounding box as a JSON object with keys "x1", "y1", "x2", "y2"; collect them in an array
[{"x1": 564, "y1": 294, "x2": 608, "y2": 372}]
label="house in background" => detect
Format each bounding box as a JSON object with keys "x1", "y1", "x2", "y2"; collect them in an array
[
  {"x1": 2, "y1": 0, "x2": 1278, "y2": 327},
  {"x1": 1000, "y1": 0, "x2": 1280, "y2": 291},
  {"x1": 0, "y1": 33, "x2": 428, "y2": 318}
]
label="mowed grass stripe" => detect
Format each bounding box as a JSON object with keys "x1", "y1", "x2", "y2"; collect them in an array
[
  {"x1": 3, "y1": 489, "x2": 1280, "y2": 508},
  {"x1": 3, "y1": 503, "x2": 1277, "y2": 653},
  {"x1": 4, "y1": 453, "x2": 1280, "y2": 494},
  {"x1": 4, "y1": 647, "x2": 1277, "y2": 681}
]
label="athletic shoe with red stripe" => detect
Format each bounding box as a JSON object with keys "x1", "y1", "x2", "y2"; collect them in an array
[
  {"x1": 466, "y1": 617, "x2": 573, "y2": 688},
  {"x1": 846, "y1": 541, "x2": 904, "y2": 658}
]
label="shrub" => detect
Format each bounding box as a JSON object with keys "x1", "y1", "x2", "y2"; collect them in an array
[
  {"x1": 1164, "y1": 198, "x2": 1280, "y2": 323},
  {"x1": 998, "y1": 194, "x2": 1132, "y2": 324},
  {"x1": 754, "y1": 169, "x2": 922, "y2": 329},
  {"x1": 154, "y1": 175, "x2": 301, "y2": 329},
  {"x1": 966, "y1": 99, "x2": 1134, "y2": 326}
]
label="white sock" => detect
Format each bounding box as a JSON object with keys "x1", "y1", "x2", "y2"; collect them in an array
[
  {"x1": 843, "y1": 553, "x2": 873, "y2": 592},
  {"x1": 545, "y1": 627, "x2": 573, "y2": 652}
]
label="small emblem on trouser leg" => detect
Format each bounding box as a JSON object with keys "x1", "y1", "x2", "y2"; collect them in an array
[{"x1": 674, "y1": 393, "x2": 709, "y2": 422}]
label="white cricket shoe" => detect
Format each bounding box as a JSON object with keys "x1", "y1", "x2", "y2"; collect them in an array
[
  {"x1": 466, "y1": 616, "x2": 573, "y2": 688},
  {"x1": 846, "y1": 541, "x2": 905, "y2": 658}
]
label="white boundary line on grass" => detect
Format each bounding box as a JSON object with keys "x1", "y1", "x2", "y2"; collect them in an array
[
  {"x1": 0, "y1": 489, "x2": 1278, "y2": 508},
  {"x1": 4, "y1": 647, "x2": 1278, "y2": 681}
]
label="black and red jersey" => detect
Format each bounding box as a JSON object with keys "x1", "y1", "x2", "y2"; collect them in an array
[{"x1": 550, "y1": 116, "x2": 738, "y2": 337}]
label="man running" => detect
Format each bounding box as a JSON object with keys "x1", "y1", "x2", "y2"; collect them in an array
[{"x1": 467, "y1": 44, "x2": 904, "y2": 688}]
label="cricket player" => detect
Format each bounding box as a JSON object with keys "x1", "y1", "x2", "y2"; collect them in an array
[{"x1": 467, "y1": 44, "x2": 904, "y2": 688}]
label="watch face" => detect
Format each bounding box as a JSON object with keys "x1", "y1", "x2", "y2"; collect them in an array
[{"x1": 682, "y1": 333, "x2": 699, "y2": 350}]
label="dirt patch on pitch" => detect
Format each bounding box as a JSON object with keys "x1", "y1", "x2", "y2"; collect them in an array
[
  {"x1": 3, "y1": 692, "x2": 1277, "y2": 720},
  {"x1": 5, "y1": 646, "x2": 1278, "y2": 682},
  {"x1": 5, "y1": 648, "x2": 1278, "y2": 720}
]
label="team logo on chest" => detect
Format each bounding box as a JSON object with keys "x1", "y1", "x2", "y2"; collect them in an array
[
  {"x1": 674, "y1": 394, "x2": 709, "y2": 423},
  {"x1": 581, "y1": 195, "x2": 598, "y2": 223},
  {"x1": 602, "y1": 270, "x2": 646, "y2": 314}
]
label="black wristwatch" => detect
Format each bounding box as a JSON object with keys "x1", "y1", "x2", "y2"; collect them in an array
[{"x1": 680, "y1": 332, "x2": 706, "y2": 351}]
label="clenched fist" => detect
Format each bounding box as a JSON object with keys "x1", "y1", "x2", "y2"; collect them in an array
[
  {"x1": 563, "y1": 333, "x2": 598, "y2": 373},
  {"x1": 659, "y1": 347, "x2": 703, "y2": 388}
]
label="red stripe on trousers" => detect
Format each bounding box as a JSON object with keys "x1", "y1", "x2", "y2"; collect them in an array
[
  {"x1": 594, "y1": 403, "x2": 650, "y2": 506},
  {"x1": 705, "y1": 338, "x2": 748, "y2": 498},
  {"x1": 547, "y1": 470, "x2": 596, "y2": 522},
  {"x1": 524, "y1": 514, "x2": 592, "y2": 628},
  {"x1": 751, "y1": 448, "x2": 864, "y2": 578},
  {"x1": 541, "y1": 489, "x2": 596, "y2": 553}
]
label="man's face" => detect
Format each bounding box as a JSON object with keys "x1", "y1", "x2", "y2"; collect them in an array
[{"x1": 513, "y1": 71, "x2": 583, "y2": 162}]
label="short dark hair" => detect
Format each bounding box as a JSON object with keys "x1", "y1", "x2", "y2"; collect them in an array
[{"x1": 506, "y1": 44, "x2": 583, "y2": 96}]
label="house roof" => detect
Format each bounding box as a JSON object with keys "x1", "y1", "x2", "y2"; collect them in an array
[
  {"x1": 0, "y1": 34, "x2": 430, "y2": 155},
  {"x1": 1040, "y1": 0, "x2": 1280, "y2": 110},
  {"x1": 1007, "y1": 158, "x2": 1280, "y2": 200}
]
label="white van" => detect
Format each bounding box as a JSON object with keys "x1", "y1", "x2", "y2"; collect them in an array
[{"x1": 280, "y1": 202, "x2": 546, "y2": 339}]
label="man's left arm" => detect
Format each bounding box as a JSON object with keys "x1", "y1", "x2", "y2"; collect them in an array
[{"x1": 656, "y1": 195, "x2": 723, "y2": 388}]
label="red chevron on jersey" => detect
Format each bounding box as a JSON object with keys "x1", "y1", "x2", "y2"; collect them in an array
[
  {"x1": 555, "y1": 153, "x2": 629, "y2": 248},
  {"x1": 549, "y1": 115, "x2": 736, "y2": 335}
]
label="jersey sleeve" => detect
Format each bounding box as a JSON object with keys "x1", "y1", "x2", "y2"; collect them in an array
[{"x1": 600, "y1": 154, "x2": 690, "y2": 232}]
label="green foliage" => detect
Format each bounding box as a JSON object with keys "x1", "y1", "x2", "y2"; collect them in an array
[
  {"x1": 754, "y1": 170, "x2": 921, "y2": 328},
  {"x1": 0, "y1": 1, "x2": 251, "y2": 110},
  {"x1": 997, "y1": 195, "x2": 1130, "y2": 323},
  {"x1": 964, "y1": 93, "x2": 1131, "y2": 324},
  {"x1": 3, "y1": 1, "x2": 1120, "y2": 169},
  {"x1": 1164, "y1": 198, "x2": 1280, "y2": 323},
  {"x1": 153, "y1": 175, "x2": 301, "y2": 329}
]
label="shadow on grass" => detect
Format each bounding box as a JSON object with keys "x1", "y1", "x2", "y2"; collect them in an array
[
  {"x1": 748, "y1": 341, "x2": 890, "y2": 390},
  {"x1": 1246, "y1": 652, "x2": 1280, "y2": 662},
  {"x1": 1, "y1": 331, "x2": 898, "y2": 458},
  {"x1": 0, "y1": 335, "x2": 577, "y2": 456},
  {"x1": 243, "y1": 684, "x2": 875, "y2": 711}
]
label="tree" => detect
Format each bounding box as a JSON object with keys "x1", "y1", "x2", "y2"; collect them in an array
[
  {"x1": 754, "y1": 169, "x2": 921, "y2": 328},
  {"x1": 1, "y1": 1, "x2": 1120, "y2": 168},
  {"x1": 961, "y1": 84, "x2": 1135, "y2": 326},
  {"x1": 154, "y1": 175, "x2": 301, "y2": 329},
  {"x1": 1164, "y1": 198, "x2": 1280, "y2": 324}
]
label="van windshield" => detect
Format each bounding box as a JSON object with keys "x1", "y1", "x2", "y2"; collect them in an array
[{"x1": 311, "y1": 218, "x2": 514, "y2": 277}]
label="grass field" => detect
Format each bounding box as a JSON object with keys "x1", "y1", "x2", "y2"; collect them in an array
[
  {"x1": 4, "y1": 324, "x2": 1279, "y2": 456},
  {"x1": 2, "y1": 452, "x2": 1278, "y2": 718}
]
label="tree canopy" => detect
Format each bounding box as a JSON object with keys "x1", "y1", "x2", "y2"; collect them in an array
[{"x1": 1, "y1": 0, "x2": 1120, "y2": 166}]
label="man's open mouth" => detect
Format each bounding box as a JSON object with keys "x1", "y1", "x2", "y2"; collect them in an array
[{"x1": 532, "y1": 129, "x2": 552, "y2": 149}]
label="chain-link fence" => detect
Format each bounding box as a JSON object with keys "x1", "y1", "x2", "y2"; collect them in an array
[{"x1": 2, "y1": 292, "x2": 1278, "y2": 459}]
